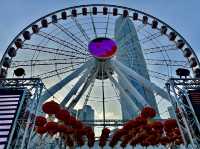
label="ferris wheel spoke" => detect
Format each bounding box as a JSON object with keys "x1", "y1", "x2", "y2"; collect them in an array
[
  {"x1": 11, "y1": 60, "x2": 85, "y2": 68},
  {"x1": 139, "y1": 32, "x2": 162, "y2": 44},
  {"x1": 145, "y1": 58, "x2": 188, "y2": 67},
  {"x1": 67, "y1": 64, "x2": 98, "y2": 109},
  {"x1": 143, "y1": 44, "x2": 177, "y2": 54},
  {"x1": 111, "y1": 59, "x2": 171, "y2": 101},
  {"x1": 90, "y1": 13, "x2": 97, "y2": 38},
  {"x1": 35, "y1": 63, "x2": 82, "y2": 79},
  {"x1": 135, "y1": 23, "x2": 145, "y2": 33},
  {"x1": 39, "y1": 60, "x2": 94, "y2": 104},
  {"x1": 53, "y1": 22, "x2": 88, "y2": 50},
  {"x1": 72, "y1": 17, "x2": 91, "y2": 42},
  {"x1": 106, "y1": 69, "x2": 140, "y2": 113},
  {"x1": 60, "y1": 63, "x2": 96, "y2": 106},
  {"x1": 22, "y1": 44, "x2": 91, "y2": 59},
  {"x1": 110, "y1": 62, "x2": 149, "y2": 107},
  {"x1": 37, "y1": 31, "x2": 89, "y2": 56},
  {"x1": 104, "y1": 12, "x2": 110, "y2": 37}
]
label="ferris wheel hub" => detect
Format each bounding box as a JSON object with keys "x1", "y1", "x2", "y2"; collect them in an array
[{"x1": 88, "y1": 37, "x2": 117, "y2": 60}]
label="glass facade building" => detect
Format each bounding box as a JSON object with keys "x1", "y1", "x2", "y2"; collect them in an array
[
  {"x1": 78, "y1": 105, "x2": 95, "y2": 121},
  {"x1": 114, "y1": 16, "x2": 158, "y2": 120}
]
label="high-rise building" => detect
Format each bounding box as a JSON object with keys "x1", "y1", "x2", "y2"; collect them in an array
[
  {"x1": 168, "y1": 106, "x2": 176, "y2": 118},
  {"x1": 78, "y1": 105, "x2": 95, "y2": 121},
  {"x1": 114, "y1": 16, "x2": 158, "y2": 120}
]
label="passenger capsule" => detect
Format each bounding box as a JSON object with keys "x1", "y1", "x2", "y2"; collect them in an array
[
  {"x1": 32, "y1": 25, "x2": 39, "y2": 33},
  {"x1": 169, "y1": 32, "x2": 177, "y2": 41},
  {"x1": 23, "y1": 31, "x2": 31, "y2": 40},
  {"x1": 113, "y1": 8, "x2": 118, "y2": 16},
  {"x1": 160, "y1": 26, "x2": 167, "y2": 34},
  {"x1": 92, "y1": 7, "x2": 97, "y2": 15},
  {"x1": 194, "y1": 68, "x2": 200, "y2": 78},
  {"x1": 0, "y1": 68, "x2": 7, "y2": 78},
  {"x1": 61, "y1": 11, "x2": 67, "y2": 19},
  {"x1": 183, "y1": 48, "x2": 192, "y2": 57},
  {"x1": 3, "y1": 57, "x2": 11, "y2": 68},
  {"x1": 123, "y1": 10, "x2": 128, "y2": 17},
  {"x1": 72, "y1": 9, "x2": 77, "y2": 17},
  {"x1": 176, "y1": 68, "x2": 190, "y2": 77},
  {"x1": 176, "y1": 39, "x2": 185, "y2": 49},
  {"x1": 41, "y1": 19, "x2": 48, "y2": 28},
  {"x1": 8, "y1": 47, "x2": 16, "y2": 57},
  {"x1": 82, "y1": 7, "x2": 87, "y2": 15},
  {"x1": 133, "y1": 13, "x2": 138, "y2": 20},
  {"x1": 103, "y1": 7, "x2": 108, "y2": 15},
  {"x1": 14, "y1": 68, "x2": 25, "y2": 77},
  {"x1": 52, "y1": 15, "x2": 57, "y2": 23},
  {"x1": 190, "y1": 57, "x2": 197, "y2": 67},
  {"x1": 15, "y1": 38, "x2": 23, "y2": 48},
  {"x1": 152, "y1": 20, "x2": 158, "y2": 29},
  {"x1": 142, "y1": 16, "x2": 148, "y2": 24}
]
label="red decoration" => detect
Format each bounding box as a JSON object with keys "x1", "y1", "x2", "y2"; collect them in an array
[
  {"x1": 164, "y1": 119, "x2": 178, "y2": 131},
  {"x1": 45, "y1": 121, "x2": 58, "y2": 135},
  {"x1": 35, "y1": 116, "x2": 47, "y2": 126},
  {"x1": 55, "y1": 109, "x2": 70, "y2": 121},
  {"x1": 57, "y1": 124, "x2": 68, "y2": 133},
  {"x1": 36, "y1": 126, "x2": 47, "y2": 135},
  {"x1": 42, "y1": 100, "x2": 60, "y2": 115},
  {"x1": 67, "y1": 116, "x2": 77, "y2": 125},
  {"x1": 151, "y1": 121, "x2": 163, "y2": 131},
  {"x1": 141, "y1": 107, "x2": 156, "y2": 118}
]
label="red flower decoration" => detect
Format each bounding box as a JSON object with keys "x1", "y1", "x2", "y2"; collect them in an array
[
  {"x1": 42, "y1": 100, "x2": 60, "y2": 115},
  {"x1": 45, "y1": 121, "x2": 58, "y2": 135},
  {"x1": 35, "y1": 116, "x2": 47, "y2": 126},
  {"x1": 36, "y1": 126, "x2": 47, "y2": 135},
  {"x1": 141, "y1": 107, "x2": 156, "y2": 118},
  {"x1": 55, "y1": 109, "x2": 70, "y2": 121}
]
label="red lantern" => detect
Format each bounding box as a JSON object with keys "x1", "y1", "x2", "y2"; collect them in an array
[
  {"x1": 67, "y1": 116, "x2": 77, "y2": 125},
  {"x1": 42, "y1": 100, "x2": 60, "y2": 115},
  {"x1": 36, "y1": 126, "x2": 47, "y2": 135},
  {"x1": 134, "y1": 116, "x2": 147, "y2": 126},
  {"x1": 74, "y1": 120, "x2": 83, "y2": 129},
  {"x1": 55, "y1": 109, "x2": 70, "y2": 121},
  {"x1": 151, "y1": 121, "x2": 163, "y2": 131},
  {"x1": 77, "y1": 137, "x2": 84, "y2": 147},
  {"x1": 65, "y1": 136, "x2": 74, "y2": 147},
  {"x1": 65, "y1": 127, "x2": 74, "y2": 134},
  {"x1": 141, "y1": 107, "x2": 156, "y2": 118},
  {"x1": 35, "y1": 116, "x2": 47, "y2": 126},
  {"x1": 102, "y1": 127, "x2": 110, "y2": 136},
  {"x1": 164, "y1": 119, "x2": 178, "y2": 130},
  {"x1": 159, "y1": 136, "x2": 170, "y2": 145},
  {"x1": 45, "y1": 121, "x2": 58, "y2": 135},
  {"x1": 88, "y1": 139, "x2": 95, "y2": 148},
  {"x1": 58, "y1": 124, "x2": 68, "y2": 133}
]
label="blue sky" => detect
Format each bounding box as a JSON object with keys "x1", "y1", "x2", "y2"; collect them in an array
[{"x1": 0, "y1": 0, "x2": 200, "y2": 59}]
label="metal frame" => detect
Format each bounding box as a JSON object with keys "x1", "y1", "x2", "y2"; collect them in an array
[
  {"x1": 166, "y1": 78, "x2": 200, "y2": 149},
  {"x1": 0, "y1": 78, "x2": 44, "y2": 149}
]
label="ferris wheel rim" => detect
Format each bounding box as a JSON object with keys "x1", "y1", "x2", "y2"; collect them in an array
[{"x1": 1, "y1": 4, "x2": 199, "y2": 72}]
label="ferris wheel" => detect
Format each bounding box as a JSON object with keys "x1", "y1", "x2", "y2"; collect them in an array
[{"x1": 0, "y1": 4, "x2": 199, "y2": 123}]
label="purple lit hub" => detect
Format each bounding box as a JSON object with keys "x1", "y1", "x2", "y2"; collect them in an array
[{"x1": 88, "y1": 38, "x2": 117, "y2": 59}]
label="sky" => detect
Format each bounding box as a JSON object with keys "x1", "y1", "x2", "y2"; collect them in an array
[
  {"x1": 0, "y1": 0, "x2": 200, "y2": 59},
  {"x1": 0, "y1": 1, "x2": 199, "y2": 120}
]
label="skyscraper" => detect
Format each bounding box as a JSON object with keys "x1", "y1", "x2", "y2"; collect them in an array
[
  {"x1": 115, "y1": 16, "x2": 158, "y2": 120},
  {"x1": 78, "y1": 105, "x2": 95, "y2": 121}
]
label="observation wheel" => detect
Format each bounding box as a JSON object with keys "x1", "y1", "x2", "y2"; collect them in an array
[{"x1": 1, "y1": 4, "x2": 200, "y2": 130}]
